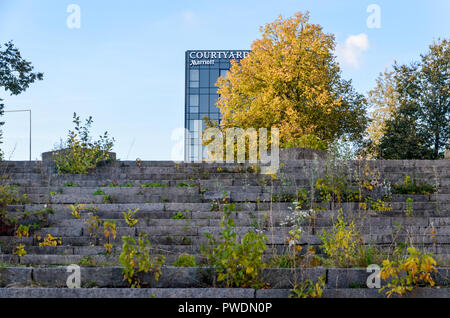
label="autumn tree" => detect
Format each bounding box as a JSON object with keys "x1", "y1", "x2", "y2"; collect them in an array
[
  {"x1": 364, "y1": 70, "x2": 399, "y2": 157},
  {"x1": 215, "y1": 12, "x2": 368, "y2": 149},
  {"x1": 0, "y1": 41, "x2": 43, "y2": 158}
]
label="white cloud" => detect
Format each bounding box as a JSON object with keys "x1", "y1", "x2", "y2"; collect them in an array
[{"x1": 336, "y1": 33, "x2": 370, "y2": 69}]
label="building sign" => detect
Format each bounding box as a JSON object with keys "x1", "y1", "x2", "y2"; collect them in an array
[{"x1": 188, "y1": 50, "x2": 250, "y2": 67}]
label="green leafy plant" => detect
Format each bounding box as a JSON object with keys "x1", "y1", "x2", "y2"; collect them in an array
[
  {"x1": 66, "y1": 203, "x2": 85, "y2": 219},
  {"x1": 296, "y1": 188, "x2": 309, "y2": 209},
  {"x1": 315, "y1": 177, "x2": 360, "y2": 204},
  {"x1": 53, "y1": 113, "x2": 115, "y2": 174},
  {"x1": 223, "y1": 202, "x2": 236, "y2": 213},
  {"x1": 171, "y1": 212, "x2": 186, "y2": 220},
  {"x1": 141, "y1": 183, "x2": 167, "y2": 188},
  {"x1": 173, "y1": 253, "x2": 197, "y2": 267},
  {"x1": 119, "y1": 234, "x2": 165, "y2": 288},
  {"x1": 318, "y1": 209, "x2": 365, "y2": 267},
  {"x1": 79, "y1": 256, "x2": 97, "y2": 267},
  {"x1": 103, "y1": 194, "x2": 116, "y2": 204},
  {"x1": 393, "y1": 176, "x2": 435, "y2": 195},
  {"x1": 406, "y1": 197, "x2": 413, "y2": 217},
  {"x1": 84, "y1": 215, "x2": 102, "y2": 243},
  {"x1": 202, "y1": 211, "x2": 267, "y2": 288},
  {"x1": 85, "y1": 206, "x2": 99, "y2": 213},
  {"x1": 177, "y1": 182, "x2": 196, "y2": 188},
  {"x1": 289, "y1": 275, "x2": 326, "y2": 298},
  {"x1": 368, "y1": 198, "x2": 392, "y2": 212},
  {"x1": 15, "y1": 224, "x2": 30, "y2": 238},
  {"x1": 107, "y1": 181, "x2": 133, "y2": 188},
  {"x1": 93, "y1": 189, "x2": 105, "y2": 195},
  {"x1": 123, "y1": 208, "x2": 139, "y2": 227},
  {"x1": 0, "y1": 184, "x2": 29, "y2": 235}
]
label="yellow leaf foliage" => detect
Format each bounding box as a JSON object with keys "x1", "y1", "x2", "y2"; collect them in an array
[{"x1": 216, "y1": 11, "x2": 367, "y2": 148}]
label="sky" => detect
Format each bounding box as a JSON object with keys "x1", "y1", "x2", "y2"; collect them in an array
[{"x1": 0, "y1": 0, "x2": 449, "y2": 161}]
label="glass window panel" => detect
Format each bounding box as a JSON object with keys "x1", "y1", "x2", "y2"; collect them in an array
[
  {"x1": 189, "y1": 95, "x2": 199, "y2": 106},
  {"x1": 194, "y1": 120, "x2": 202, "y2": 131},
  {"x1": 190, "y1": 81, "x2": 199, "y2": 88},
  {"x1": 190, "y1": 106, "x2": 199, "y2": 113},
  {"x1": 209, "y1": 69, "x2": 219, "y2": 86},
  {"x1": 190, "y1": 69, "x2": 199, "y2": 81},
  {"x1": 200, "y1": 88, "x2": 209, "y2": 95},
  {"x1": 200, "y1": 95, "x2": 209, "y2": 113},
  {"x1": 200, "y1": 70, "x2": 209, "y2": 87}
]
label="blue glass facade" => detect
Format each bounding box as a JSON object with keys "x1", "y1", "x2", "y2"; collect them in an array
[{"x1": 185, "y1": 50, "x2": 250, "y2": 162}]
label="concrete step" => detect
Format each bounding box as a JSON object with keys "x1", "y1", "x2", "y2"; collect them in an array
[
  {"x1": 0, "y1": 266, "x2": 449, "y2": 290},
  {"x1": 0, "y1": 287, "x2": 449, "y2": 298}
]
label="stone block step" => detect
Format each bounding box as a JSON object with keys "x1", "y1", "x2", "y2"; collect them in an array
[{"x1": 1, "y1": 266, "x2": 449, "y2": 290}]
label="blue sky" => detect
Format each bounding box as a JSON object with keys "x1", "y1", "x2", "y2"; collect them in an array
[{"x1": 0, "y1": 0, "x2": 449, "y2": 160}]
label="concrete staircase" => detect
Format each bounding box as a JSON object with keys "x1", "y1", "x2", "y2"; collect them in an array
[{"x1": 0, "y1": 159, "x2": 449, "y2": 298}]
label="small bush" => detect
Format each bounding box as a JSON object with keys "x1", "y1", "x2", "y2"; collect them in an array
[
  {"x1": 120, "y1": 234, "x2": 165, "y2": 288},
  {"x1": 0, "y1": 185, "x2": 29, "y2": 235},
  {"x1": 202, "y1": 211, "x2": 267, "y2": 288},
  {"x1": 289, "y1": 275, "x2": 326, "y2": 298},
  {"x1": 318, "y1": 209, "x2": 365, "y2": 267},
  {"x1": 380, "y1": 247, "x2": 437, "y2": 298},
  {"x1": 393, "y1": 176, "x2": 435, "y2": 195},
  {"x1": 53, "y1": 113, "x2": 115, "y2": 174}
]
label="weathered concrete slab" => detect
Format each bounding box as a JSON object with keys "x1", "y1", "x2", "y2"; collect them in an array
[
  {"x1": 0, "y1": 267, "x2": 32, "y2": 287},
  {"x1": 260, "y1": 268, "x2": 327, "y2": 289},
  {"x1": 0, "y1": 288, "x2": 256, "y2": 298}
]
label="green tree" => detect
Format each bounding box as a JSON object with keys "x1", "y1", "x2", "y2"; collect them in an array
[
  {"x1": 378, "y1": 105, "x2": 434, "y2": 159},
  {"x1": 216, "y1": 12, "x2": 368, "y2": 149},
  {"x1": 0, "y1": 41, "x2": 43, "y2": 158},
  {"x1": 368, "y1": 39, "x2": 449, "y2": 159},
  {"x1": 418, "y1": 39, "x2": 449, "y2": 158}
]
